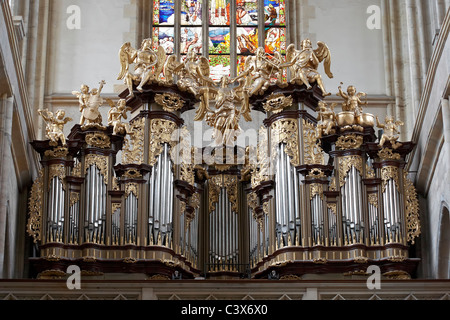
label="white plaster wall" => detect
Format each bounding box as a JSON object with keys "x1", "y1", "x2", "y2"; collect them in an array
[
  {"x1": 300, "y1": 0, "x2": 386, "y2": 95},
  {"x1": 49, "y1": 0, "x2": 136, "y2": 95},
  {"x1": 425, "y1": 143, "x2": 450, "y2": 278}
]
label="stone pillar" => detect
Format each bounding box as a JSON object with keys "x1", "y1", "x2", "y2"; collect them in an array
[
  {"x1": 441, "y1": 98, "x2": 450, "y2": 161},
  {"x1": 0, "y1": 94, "x2": 14, "y2": 278}
]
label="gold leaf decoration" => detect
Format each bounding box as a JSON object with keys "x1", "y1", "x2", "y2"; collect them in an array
[
  {"x1": 123, "y1": 117, "x2": 145, "y2": 165},
  {"x1": 48, "y1": 164, "x2": 66, "y2": 190},
  {"x1": 381, "y1": 166, "x2": 400, "y2": 193},
  {"x1": 149, "y1": 118, "x2": 178, "y2": 167},
  {"x1": 338, "y1": 155, "x2": 363, "y2": 187},
  {"x1": 271, "y1": 119, "x2": 300, "y2": 166},
  {"x1": 302, "y1": 119, "x2": 325, "y2": 165},
  {"x1": 27, "y1": 169, "x2": 44, "y2": 243},
  {"x1": 154, "y1": 92, "x2": 185, "y2": 112},
  {"x1": 208, "y1": 175, "x2": 238, "y2": 214},
  {"x1": 263, "y1": 93, "x2": 293, "y2": 114},
  {"x1": 403, "y1": 171, "x2": 421, "y2": 244},
  {"x1": 336, "y1": 134, "x2": 363, "y2": 150},
  {"x1": 125, "y1": 182, "x2": 139, "y2": 199},
  {"x1": 378, "y1": 148, "x2": 401, "y2": 160},
  {"x1": 85, "y1": 154, "x2": 108, "y2": 184},
  {"x1": 85, "y1": 132, "x2": 111, "y2": 149},
  {"x1": 44, "y1": 146, "x2": 69, "y2": 158}
]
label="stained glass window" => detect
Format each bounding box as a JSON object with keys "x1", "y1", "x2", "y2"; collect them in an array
[{"x1": 151, "y1": 0, "x2": 287, "y2": 79}]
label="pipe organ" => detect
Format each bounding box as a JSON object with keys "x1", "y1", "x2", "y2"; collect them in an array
[{"x1": 28, "y1": 41, "x2": 421, "y2": 280}]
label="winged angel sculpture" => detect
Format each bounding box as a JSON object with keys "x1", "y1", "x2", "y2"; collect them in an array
[
  {"x1": 195, "y1": 71, "x2": 252, "y2": 146},
  {"x1": 117, "y1": 39, "x2": 167, "y2": 98},
  {"x1": 285, "y1": 39, "x2": 334, "y2": 96}
]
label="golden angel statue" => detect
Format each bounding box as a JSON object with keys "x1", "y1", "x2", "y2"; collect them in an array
[
  {"x1": 117, "y1": 38, "x2": 167, "y2": 98},
  {"x1": 376, "y1": 115, "x2": 404, "y2": 149},
  {"x1": 316, "y1": 101, "x2": 337, "y2": 138},
  {"x1": 38, "y1": 108, "x2": 72, "y2": 146},
  {"x1": 107, "y1": 99, "x2": 132, "y2": 135},
  {"x1": 72, "y1": 80, "x2": 105, "y2": 128},
  {"x1": 337, "y1": 83, "x2": 367, "y2": 116},
  {"x1": 285, "y1": 39, "x2": 334, "y2": 96},
  {"x1": 196, "y1": 75, "x2": 252, "y2": 146},
  {"x1": 173, "y1": 48, "x2": 210, "y2": 97},
  {"x1": 243, "y1": 47, "x2": 280, "y2": 97}
]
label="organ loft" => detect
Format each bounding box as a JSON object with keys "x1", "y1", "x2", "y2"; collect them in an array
[{"x1": 27, "y1": 36, "x2": 421, "y2": 281}]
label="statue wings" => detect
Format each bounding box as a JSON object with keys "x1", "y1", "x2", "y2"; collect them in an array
[
  {"x1": 314, "y1": 41, "x2": 333, "y2": 79},
  {"x1": 117, "y1": 42, "x2": 137, "y2": 80},
  {"x1": 197, "y1": 56, "x2": 211, "y2": 86},
  {"x1": 285, "y1": 44, "x2": 298, "y2": 76},
  {"x1": 163, "y1": 54, "x2": 178, "y2": 82},
  {"x1": 154, "y1": 46, "x2": 167, "y2": 80}
]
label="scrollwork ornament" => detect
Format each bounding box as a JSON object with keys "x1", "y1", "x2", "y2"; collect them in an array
[
  {"x1": 310, "y1": 183, "x2": 324, "y2": 200},
  {"x1": 378, "y1": 148, "x2": 401, "y2": 161},
  {"x1": 72, "y1": 162, "x2": 82, "y2": 177},
  {"x1": 123, "y1": 117, "x2": 145, "y2": 164},
  {"x1": 112, "y1": 203, "x2": 121, "y2": 213},
  {"x1": 85, "y1": 154, "x2": 108, "y2": 184},
  {"x1": 368, "y1": 193, "x2": 378, "y2": 208},
  {"x1": 48, "y1": 164, "x2": 66, "y2": 191},
  {"x1": 336, "y1": 134, "x2": 363, "y2": 150},
  {"x1": 263, "y1": 93, "x2": 293, "y2": 114},
  {"x1": 148, "y1": 119, "x2": 178, "y2": 167},
  {"x1": 44, "y1": 146, "x2": 69, "y2": 158},
  {"x1": 70, "y1": 192, "x2": 80, "y2": 207},
  {"x1": 125, "y1": 182, "x2": 139, "y2": 199},
  {"x1": 251, "y1": 127, "x2": 270, "y2": 188},
  {"x1": 223, "y1": 175, "x2": 238, "y2": 214},
  {"x1": 403, "y1": 170, "x2": 421, "y2": 244},
  {"x1": 208, "y1": 176, "x2": 221, "y2": 214},
  {"x1": 381, "y1": 166, "x2": 400, "y2": 193},
  {"x1": 154, "y1": 92, "x2": 185, "y2": 112},
  {"x1": 338, "y1": 155, "x2": 363, "y2": 187},
  {"x1": 303, "y1": 119, "x2": 325, "y2": 165},
  {"x1": 327, "y1": 203, "x2": 337, "y2": 215},
  {"x1": 271, "y1": 119, "x2": 300, "y2": 166},
  {"x1": 27, "y1": 169, "x2": 44, "y2": 243},
  {"x1": 85, "y1": 132, "x2": 111, "y2": 149}
]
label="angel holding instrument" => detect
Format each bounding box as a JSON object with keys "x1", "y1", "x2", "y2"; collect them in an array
[
  {"x1": 284, "y1": 39, "x2": 334, "y2": 96},
  {"x1": 72, "y1": 80, "x2": 105, "y2": 127},
  {"x1": 107, "y1": 98, "x2": 132, "y2": 135},
  {"x1": 38, "y1": 108, "x2": 72, "y2": 147},
  {"x1": 376, "y1": 115, "x2": 404, "y2": 150},
  {"x1": 243, "y1": 47, "x2": 274, "y2": 97},
  {"x1": 337, "y1": 83, "x2": 367, "y2": 116},
  {"x1": 117, "y1": 39, "x2": 167, "y2": 98}
]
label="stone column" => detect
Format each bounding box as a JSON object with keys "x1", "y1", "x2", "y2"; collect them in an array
[
  {"x1": 441, "y1": 98, "x2": 450, "y2": 161},
  {"x1": 0, "y1": 94, "x2": 14, "y2": 278}
]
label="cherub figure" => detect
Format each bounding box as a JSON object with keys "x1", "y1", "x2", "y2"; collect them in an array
[
  {"x1": 38, "y1": 108, "x2": 72, "y2": 146},
  {"x1": 117, "y1": 39, "x2": 167, "y2": 98},
  {"x1": 284, "y1": 39, "x2": 334, "y2": 96},
  {"x1": 337, "y1": 83, "x2": 367, "y2": 116},
  {"x1": 72, "y1": 80, "x2": 105, "y2": 127},
  {"x1": 316, "y1": 101, "x2": 337, "y2": 138},
  {"x1": 107, "y1": 99, "x2": 132, "y2": 135},
  {"x1": 376, "y1": 116, "x2": 404, "y2": 149}
]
